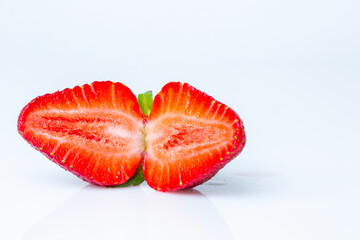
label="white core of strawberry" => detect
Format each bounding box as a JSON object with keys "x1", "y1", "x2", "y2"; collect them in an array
[
  {"x1": 105, "y1": 122, "x2": 145, "y2": 155},
  {"x1": 145, "y1": 114, "x2": 234, "y2": 161},
  {"x1": 106, "y1": 126, "x2": 134, "y2": 139}
]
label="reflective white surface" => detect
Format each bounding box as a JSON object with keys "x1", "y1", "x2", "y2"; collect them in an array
[{"x1": 1, "y1": 0, "x2": 359, "y2": 239}]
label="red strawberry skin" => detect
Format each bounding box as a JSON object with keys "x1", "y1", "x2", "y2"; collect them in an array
[
  {"x1": 144, "y1": 82, "x2": 246, "y2": 191},
  {"x1": 18, "y1": 81, "x2": 145, "y2": 186}
]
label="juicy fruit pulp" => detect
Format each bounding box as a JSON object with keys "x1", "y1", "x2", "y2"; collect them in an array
[{"x1": 18, "y1": 81, "x2": 246, "y2": 191}]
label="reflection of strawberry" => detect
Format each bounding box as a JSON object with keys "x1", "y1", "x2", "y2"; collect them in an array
[{"x1": 18, "y1": 81, "x2": 246, "y2": 191}]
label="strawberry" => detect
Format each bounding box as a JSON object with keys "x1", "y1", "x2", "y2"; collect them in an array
[
  {"x1": 18, "y1": 81, "x2": 246, "y2": 191},
  {"x1": 18, "y1": 81, "x2": 145, "y2": 186},
  {"x1": 144, "y1": 82, "x2": 246, "y2": 191}
]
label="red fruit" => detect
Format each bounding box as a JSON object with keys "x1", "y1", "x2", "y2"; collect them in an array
[
  {"x1": 18, "y1": 81, "x2": 145, "y2": 186},
  {"x1": 18, "y1": 81, "x2": 246, "y2": 191},
  {"x1": 144, "y1": 82, "x2": 246, "y2": 191}
]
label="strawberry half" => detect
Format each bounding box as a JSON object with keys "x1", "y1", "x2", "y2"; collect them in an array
[
  {"x1": 18, "y1": 81, "x2": 246, "y2": 191},
  {"x1": 144, "y1": 82, "x2": 246, "y2": 191},
  {"x1": 18, "y1": 81, "x2": 145, "y2": 186}
]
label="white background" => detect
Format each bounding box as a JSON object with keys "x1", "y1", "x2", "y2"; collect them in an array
[{"x1": 1, "y1": 0, "x2": 359, "y2": 239}]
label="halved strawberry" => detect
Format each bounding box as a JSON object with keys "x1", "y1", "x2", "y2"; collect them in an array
[
  {"x1": 18, "y1": 81, "x2": 246, "y2": 191},
  {"x1": 18, "y1": 81, "x2": 145, "y2": 186},
  {"x1": 144, "y1": 82, "x2": 246, "y2": 191}
]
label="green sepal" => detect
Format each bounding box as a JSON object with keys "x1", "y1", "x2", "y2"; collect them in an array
[
  {"x1": 113, "y1": 163, "x2": 144, "y2": 187},
  {"x1": 138, "y1": 91, "x2": 153, "y2": 117}
]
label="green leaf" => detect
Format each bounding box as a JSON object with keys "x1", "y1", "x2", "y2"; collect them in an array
[
  {"x1": 112, "y1": 163, "x2": 144, "y2": 187},
  {"x1": 137, "y1": 90, "x2": 153, "y2": 116}
]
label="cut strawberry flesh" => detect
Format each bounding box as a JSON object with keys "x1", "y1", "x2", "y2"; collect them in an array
[
  {"x1": 147, "y1": 115, "x2": 234, "y2": 158},
  {"x1": 18, "y1": 81, "x2": 145, "y2": 186},
  {"x1": 145, "y1": 82, "x2": 246, "y2": 191}
]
